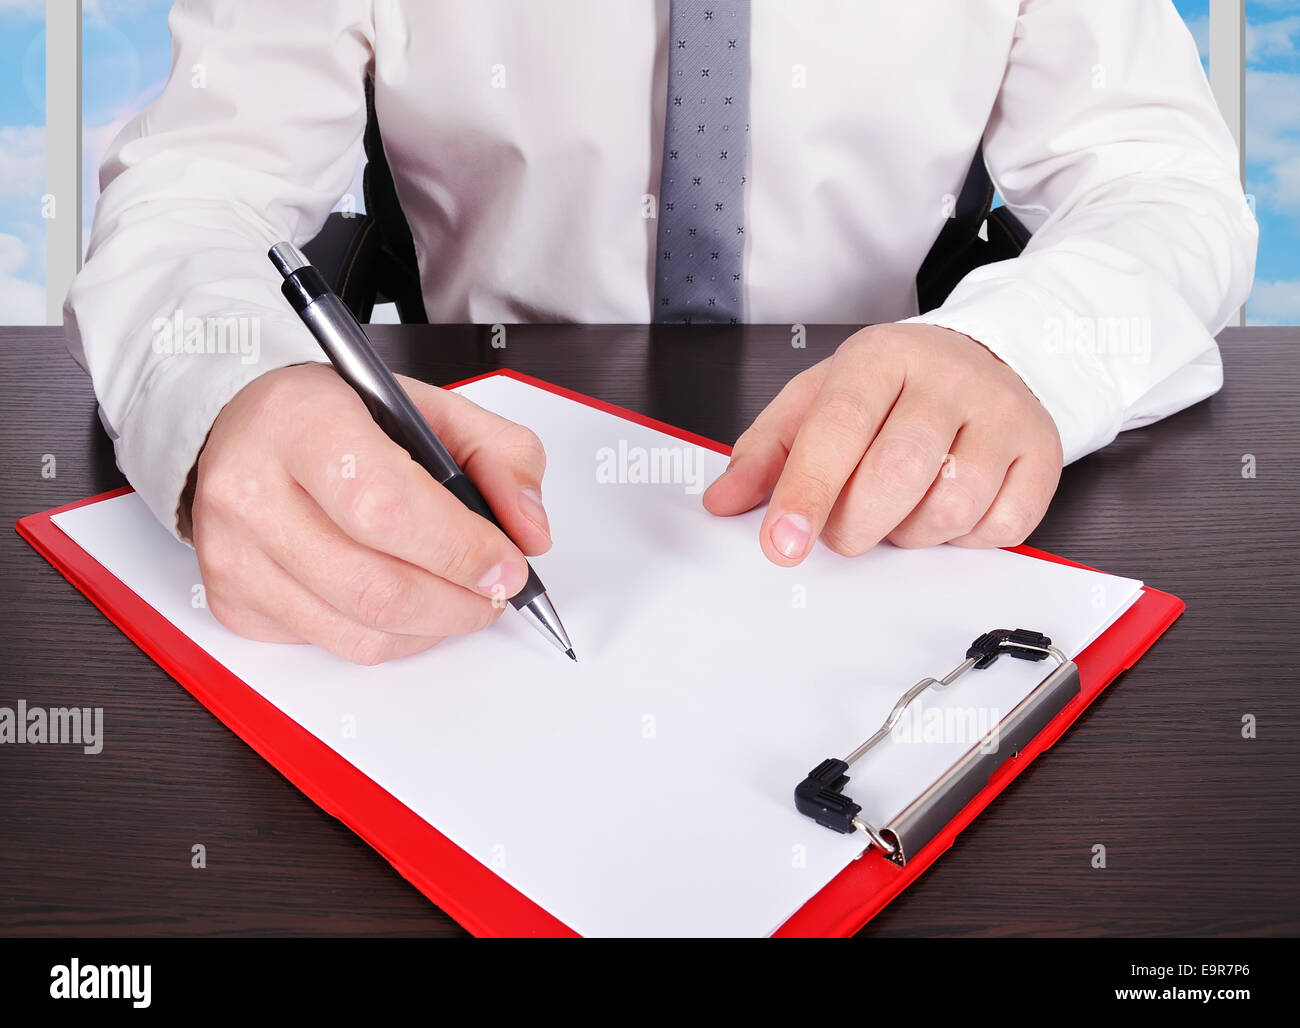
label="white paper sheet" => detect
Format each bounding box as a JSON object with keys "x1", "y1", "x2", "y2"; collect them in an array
[{"x1": 52, "y1": 374, "x2": 1143, "y2": 937}]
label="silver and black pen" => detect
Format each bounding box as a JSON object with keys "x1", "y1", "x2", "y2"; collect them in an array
[{"x1": 267, "y1": 241, "x2": 575, "y2": 660}]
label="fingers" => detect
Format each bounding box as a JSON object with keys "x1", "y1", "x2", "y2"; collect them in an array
[
  {"x1": 811, "y1": 391, "x2": 960, "y2": 557},
  {"x1": 880, "y1": 424, "x2": 1014, "y2": 550},
  {"x1": 196, "y1": 598, "x2": 302, "y2": 645},
  {"x1": 252, "y1": 478, "x2": 506, "y2": 638},
  {"x1": 192, "y1": 363, "x2": 545, "y2": 666},
  {"x1": 704, "y1": 323, "x2": 1065, "y2": 562},
  {"x1": 701, "y1": 361, "x2": 828, "y2": 517},
  {"x1": 948, "y1": 450, "x2": 1061, "y2": 548},
  {"x1": 402, "y1": 376, "x2": 553, "y2": 557},
  {"x1": 197, "y1": 521, "x2": 444, "y2": 666},
  {"x1": 758, "y1": 345, "x2": 910, "y2": 565},
  {"x1": 275, "y1": 387, "x2": 531, "y2": 601}
]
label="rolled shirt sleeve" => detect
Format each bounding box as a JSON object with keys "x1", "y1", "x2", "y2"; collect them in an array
[
  {"x1": 64, "y1": 0, "x2": 374, "y2": 539},
  {"x1": 905, "y1": 0, "x2": 1258, "y2": 464}
]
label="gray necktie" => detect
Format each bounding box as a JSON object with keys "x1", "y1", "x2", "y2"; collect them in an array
[{"x1": 653, "y1": 1, "x2": 751, "y2": 325}]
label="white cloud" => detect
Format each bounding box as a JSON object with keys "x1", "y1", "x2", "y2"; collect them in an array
[
  {"x1": 0, "y1": 277, "x2": 43, "y2": 323},
  {"x1": 0, "y1": 125, "x2": 44, "y2": 201},
  {"x1": 0, "y1": 232, "x2": 28, "y2": 276},
  {"x1": 1186, "y1": 11, "x2": 1300, "y2": 64},
  {"x1": 1243, "y1": 12, "x2": 1300, "y2": 227},
  {"x1": 0, "y1": 228, "x2": 47, "y2": 322},
  {"x1": 81, "y1": 0, "x2": 160, "y2": 20},
  {"x1": 0, "y1": 231, "x2": 44, "y2": 323},
  {"x1": 1248, "y1": 15, "x2": 1300, "y2": 61},
  {"x1": 1246, "y1": 70, "x2": 1300, "y2": 156},
  {"x1": 1247, "y1": 279, "x2": 1300, "y2": 325},
  {"x1": 0, "y1": 0, "x2": 164, "y2": 19},
  {"x1": 1245, "y1": 69, "x2": 1300, "y2": 220}
]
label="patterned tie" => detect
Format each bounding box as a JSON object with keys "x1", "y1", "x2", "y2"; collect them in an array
[{"x1": 653, "y1": 0, "x2": 751, "y2": 325}]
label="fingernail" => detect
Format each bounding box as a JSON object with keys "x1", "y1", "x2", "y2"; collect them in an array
[
  {"x1": 518, "y1": 487, "x2": 550, "y2": 536},
  {"x1": 477, "y1": 561, "x2": 525, "y2": 598},
  {"x1": 770, "y1": 513, "x2": 812, "y2": 560}
]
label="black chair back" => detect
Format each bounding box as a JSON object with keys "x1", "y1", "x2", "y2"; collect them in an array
[{"x1": 302, "y1": 78, "x2": 426, "y2": 323}]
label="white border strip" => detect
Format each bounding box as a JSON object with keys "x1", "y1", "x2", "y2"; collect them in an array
[
  {"x1": 44, "y1": 0, "x2": 82, "y2": 326},
  {"x1": 1209, "y1": 0, "x2": 1246, "y2": 326}
]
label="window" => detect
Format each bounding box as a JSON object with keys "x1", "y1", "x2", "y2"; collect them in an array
[
  {"x1": 0, "y1": 1, "x2": 48, "y2": 324},
  {"x1": 1242, "y1": 0, "x2": 1300, "y2": 324},
  {"x1": 0, "y1": 1, "x2": 1290, "y2": 324}
]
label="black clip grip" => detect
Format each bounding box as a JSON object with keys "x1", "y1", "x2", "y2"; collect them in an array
[
  {"x1": 794, "y1": 758, "x2": 861, "y2": 834},
  {"x1": 795, "y1": 628, "x2": 1057, "y2": 843},
  {"x1": 965, "y1": 628, "x2": 1053, "y2": 669}
]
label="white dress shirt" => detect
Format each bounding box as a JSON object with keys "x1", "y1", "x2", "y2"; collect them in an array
[{"x1": 65, "y1": 0, "x2": 1257, "y2": 539}]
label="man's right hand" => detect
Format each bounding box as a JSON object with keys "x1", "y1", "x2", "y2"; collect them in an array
[{"x1": 190, "y1": 362, "x2": 552, "y2": 664}]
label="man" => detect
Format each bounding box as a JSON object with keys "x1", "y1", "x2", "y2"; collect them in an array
[{"x1": 65, "y1": 0, "x2": 1256, "y2": 664}]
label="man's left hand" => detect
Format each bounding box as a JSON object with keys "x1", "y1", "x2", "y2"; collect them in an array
[{"x1": 702, "y1": 323, "x2": 1064, "y2": 564}]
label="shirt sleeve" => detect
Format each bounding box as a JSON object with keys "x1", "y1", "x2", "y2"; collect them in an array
[
  {"x1": 64, "y1": 0, "x2": 374, "y2": 540},
  {"x1": 904, "y1": 0, "x2": 1258, "y2": 465}
]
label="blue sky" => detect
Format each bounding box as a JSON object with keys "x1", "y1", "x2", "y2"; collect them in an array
[
  {"x1": 1, "y1": 0, "x2": 1297, "y2": 323},
  {"x1": 1172, "y1": 0, "x2": 1300, "y2": 321}
]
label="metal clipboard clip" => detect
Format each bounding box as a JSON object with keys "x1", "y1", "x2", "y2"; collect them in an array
[{"x1": 794, "y1": 628, "x2": 1080, "y2": 866}]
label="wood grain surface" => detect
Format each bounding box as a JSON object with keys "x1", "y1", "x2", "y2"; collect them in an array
[{"x1": 1, "y1": 324, "x2": 1295, "y2": 937}]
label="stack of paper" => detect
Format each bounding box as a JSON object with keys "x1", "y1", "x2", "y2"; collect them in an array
[{"x1": 52, "y1": 375, "x2": 1142, "y2": 936}]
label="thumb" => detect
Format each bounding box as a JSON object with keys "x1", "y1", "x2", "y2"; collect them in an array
[{"x1": 399, "y1": 375, "x2": 553, "y2": 558}]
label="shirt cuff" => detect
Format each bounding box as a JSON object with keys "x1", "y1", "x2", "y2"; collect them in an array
[
  {"x1": 110, "y1": 326, "x2": 327, "y2": 544},
  {"x1": 902, "y1": 277, "x2": 1127, "y2": 465}
]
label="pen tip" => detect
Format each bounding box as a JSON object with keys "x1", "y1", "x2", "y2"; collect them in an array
[{"x1": 565, "y1": 648, "x2": 577, "y2": 662}]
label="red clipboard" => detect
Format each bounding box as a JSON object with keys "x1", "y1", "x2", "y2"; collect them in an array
[{"x1": 15, "y1": 369, "x2": 1184, "y2": 937}]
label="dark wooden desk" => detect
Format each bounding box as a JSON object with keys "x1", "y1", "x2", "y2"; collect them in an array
[{"x1": 2, "y1": 324, "x2": 1296, "y2": 937}]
